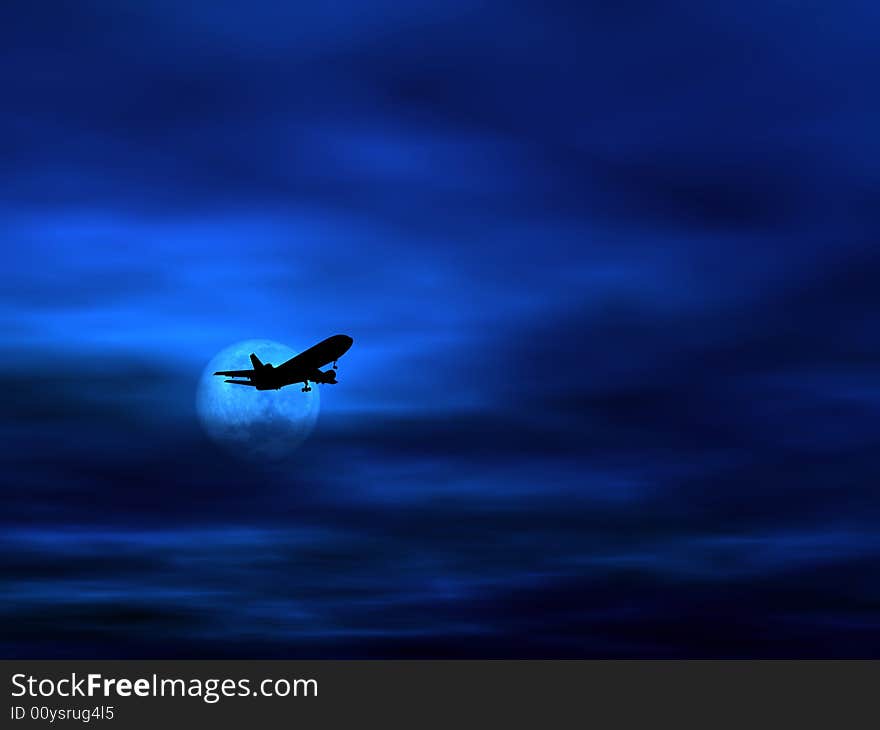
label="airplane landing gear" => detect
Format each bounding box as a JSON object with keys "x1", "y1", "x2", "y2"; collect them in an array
[
  {"x1": 333, "y1": 360, "x2": 338, "y2": 370},
  {"x1": 301, "y1": 382, "x2": 312, "y2": 392}
]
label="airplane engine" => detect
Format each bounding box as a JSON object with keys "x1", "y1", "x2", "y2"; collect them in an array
[{"x1": 318, "y1": 369, "x2": 337, "y2": 384}]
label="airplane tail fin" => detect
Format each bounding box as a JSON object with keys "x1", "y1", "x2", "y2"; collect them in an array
[{"x1": 249, "y1": 353, "x2": 263, "y2": 369}]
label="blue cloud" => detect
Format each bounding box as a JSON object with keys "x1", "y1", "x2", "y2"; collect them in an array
[{"x1": 2, "y1": 0, "x2": 880, "y2": 657}]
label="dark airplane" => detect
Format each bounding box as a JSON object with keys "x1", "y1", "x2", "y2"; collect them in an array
[{"x1": 214, "y1": 334, "x2": 353, "y2": 392}]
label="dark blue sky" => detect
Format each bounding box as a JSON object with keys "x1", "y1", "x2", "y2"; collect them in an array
[{"x1": 2, "y1": 1, "x2": 880, "y2": 657}]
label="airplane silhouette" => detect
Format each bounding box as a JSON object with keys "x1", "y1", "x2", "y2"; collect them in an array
[{"x1": 214, "y1": 334, "x2": 353, "y2": 392}]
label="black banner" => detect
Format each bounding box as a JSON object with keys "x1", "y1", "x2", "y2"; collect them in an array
[{"x1": 2, "y1": 661, "x2": 877, "y2": 728}]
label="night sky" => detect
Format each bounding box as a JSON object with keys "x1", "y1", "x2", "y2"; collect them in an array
[{"x1": 3, "y1": 1, "x2": 880, "y2": 658}]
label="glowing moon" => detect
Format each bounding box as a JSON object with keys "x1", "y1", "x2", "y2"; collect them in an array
[{"x1": 196, "y1": 339, "x2": 320, "y2": 460}]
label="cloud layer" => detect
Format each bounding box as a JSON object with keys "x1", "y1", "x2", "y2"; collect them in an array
[{"x1": 2, "y1": 0, "x2": 880, "y2": 657}]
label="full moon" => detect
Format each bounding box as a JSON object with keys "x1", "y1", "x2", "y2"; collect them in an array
[{"x1": 196, "y1": 339, "x2": 320, "y2": 461}]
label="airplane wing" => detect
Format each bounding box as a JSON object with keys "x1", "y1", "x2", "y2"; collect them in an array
[{"x1": 214, "y1": 369, "x2": 254, "y2": 378}]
